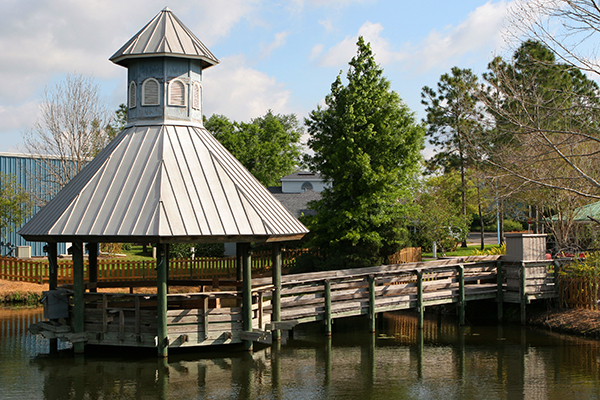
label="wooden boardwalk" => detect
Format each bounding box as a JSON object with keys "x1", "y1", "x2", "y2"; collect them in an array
[{"x1": 30, "y1": 256, "x2": 557, "y2": 350}]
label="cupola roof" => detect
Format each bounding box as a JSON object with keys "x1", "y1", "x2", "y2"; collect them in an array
[{"x1": 110, "y1": 7, "x2": 219, "y2": 68}]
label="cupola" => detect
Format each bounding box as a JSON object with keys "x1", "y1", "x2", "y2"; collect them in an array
[{"x1": 109, "y1": 7, "x2": 219, "y2": 126}]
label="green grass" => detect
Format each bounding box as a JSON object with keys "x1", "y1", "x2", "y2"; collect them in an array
[
  {"x1": 423, "y1": 244, "x2": 502, "y2": 258},
  {"x1": 117, "y1": 245, "x2": 154, "y2": 261}
]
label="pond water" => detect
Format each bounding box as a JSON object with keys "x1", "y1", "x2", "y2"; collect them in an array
[{"x1": 2, "y1": 307, "x2": 600, "y2": 399}]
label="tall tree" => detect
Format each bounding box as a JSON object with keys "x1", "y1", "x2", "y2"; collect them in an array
[
  {"x1": 205, "y1": 110, "x2": 303, "y2": 187},
  {"x1": 303, "y1": 37, "x2": 424, "y2": 270},
  {"x1": 22, "y1": 74, "x2": 113, "y2": 203},
  {"x1": 421, "y1": 67, "x2": 483, "y2": 247},
  {"x1": 481, "y1": 40, "x2": 600, "y2": 252},
  {"x1": 481, "y1": 40, "x2": 600, "y2": 198},
  {"x1": 507, "y1": 0, "x2": 600, "y2": 77},
  {"x1": 0, "y1": 172, "x2": 32, "y2": 242},
  {"x1": 105, "y1": 103, "x2": 128, "y2": 140}
]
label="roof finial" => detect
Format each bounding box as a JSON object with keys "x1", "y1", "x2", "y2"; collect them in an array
[{"x1": 162, "y1": 6, "x2": 171, "y2": 11}]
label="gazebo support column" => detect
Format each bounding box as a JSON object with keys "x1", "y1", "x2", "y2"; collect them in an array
[
  {"x1": 271, "y1": 243, "x2": 282, "y2": 341},
  {"x1": 157, "y1": 244, "x2": 169, "y2": 357},
  {"x1": 241, "y1": 242, "x2": 253, "y2": 352},
  {"x1": 88, "y1": 243, "x2": 99, "y2": 293},
  {"x1": 47, "y1": 243, "x2": 58, "y2": 291},
  {"x1": 72, "y1": 242, "x2": 85, "y2": 354},
  {"x1": 47, "y1": 242, "x2": 58, "y2": 353}
]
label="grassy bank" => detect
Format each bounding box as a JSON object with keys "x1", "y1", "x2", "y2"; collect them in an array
[{"x1": 423, "y1": 244, "x2": 502, "y2": 258}]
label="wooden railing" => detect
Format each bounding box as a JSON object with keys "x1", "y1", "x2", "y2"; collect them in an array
[
  {"x1": 251, "y1": 257, "x2": 503, "y2": 329},
  {"x1": 0, "y1": 249, "x2": 310, "y2": 285}
]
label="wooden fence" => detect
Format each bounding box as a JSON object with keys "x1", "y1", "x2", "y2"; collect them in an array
[
  {"x1": 559, "y1": 276, "x2": 600, "y2": 310},
  {"x1": 0, "y1": 248, "x2": 309, "y2": 285},
  {"x1": 387, "y1": 247, "x2": 421, "y2": 264}
]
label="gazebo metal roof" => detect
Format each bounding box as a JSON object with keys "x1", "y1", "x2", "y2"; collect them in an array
[
  {"x1": 109, "y1": 7, "x2": 219, "y2": 68},
  {"x1": 19, "y1": 123, "x2": 308, "y2": 244}
]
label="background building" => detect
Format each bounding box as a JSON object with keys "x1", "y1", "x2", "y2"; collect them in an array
[{"x1": 1, "y1": 152, "x2": 68, "y2": 257}]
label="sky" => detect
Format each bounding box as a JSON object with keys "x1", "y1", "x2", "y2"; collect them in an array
[{"x1": 0, "y1": 0, "x2": 518, "y2": 156}]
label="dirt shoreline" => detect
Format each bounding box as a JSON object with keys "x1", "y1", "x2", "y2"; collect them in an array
[
  {"x1": 2, "y1": 279, "x2": 599, "y2": 339},
  {"x1": 528, "y1": 308, "x2": 600, "y2": 338}
]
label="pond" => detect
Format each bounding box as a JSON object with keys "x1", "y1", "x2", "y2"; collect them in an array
[{"x1": 1, "y1": 307, "x2": 600, "y2": 399}]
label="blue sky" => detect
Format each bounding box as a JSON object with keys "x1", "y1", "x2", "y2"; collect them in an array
[{"x1": 0, "y1": 0, "x2": 515, "y2": 155}]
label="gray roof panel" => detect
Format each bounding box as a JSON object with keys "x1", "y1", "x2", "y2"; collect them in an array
[{"x1": 110, "y1": 8, "x2": 219, "y2": 68}]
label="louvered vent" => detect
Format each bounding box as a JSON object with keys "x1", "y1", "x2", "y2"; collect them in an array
[
  {"x1": 128, "y1": 81, "x2": 137, "y2": 108},
  {"x1": 170, "y1": 80, "x2": 185, "y2": 106},
  {"x1": 143, "y1": 79, "x2": 160, "y2": 106},
  {"x1": 192, "y1": 82, "x2": 201, "y2": 110}
]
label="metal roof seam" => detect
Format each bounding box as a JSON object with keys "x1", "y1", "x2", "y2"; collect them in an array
[
  {"x1": 162, "y1": 127, "x2": 195, "y2": 235},
  {"x1": 87, "y1": 131, "x2": 137, "y2": 234},
  {"x1": 209, "y1": 151, "x2": 241, "y2": 235},
  {"x1": 93, "y1": 132, "x2": 136, "y2": 236},
  {"x1": 194, "y1": 126, "x2": 302, "y2": 234},
  {"x1": 190, "y1": 129, "x2": 226, "y2": 235},
  {"x1": 113, "y1": 131, "x2": 154, "y2": 235},
  {"x1": 166, "y1": 12, "x2": 186, "y2": 56},
  {"x1": 51, "y1": 137, "x2": 127, "y2": 235},
  {"x1": 133, "y1": 157, "x2": 162, "y2": 236},
  {"x1": 178, "y1": 126, "x2": 214, "y2": 234},
  {"x1": 170, "y1": 126, "x2": 207, "y2": 234},
  {"x1": 158, "y1": 200, "x2": 174, "y2": 236},
  {"x1": 140, "y1": 12, "x2": 161, "y2": 54},
  {"x1": 203, "y1": 133, "x2": 301, "y2": 233}
]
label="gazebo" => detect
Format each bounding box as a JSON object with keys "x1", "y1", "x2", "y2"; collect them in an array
[{"x1": 20, "y1": 7, "x2": 308, "y2": 357}]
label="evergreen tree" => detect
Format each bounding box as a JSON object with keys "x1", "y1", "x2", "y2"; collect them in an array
[{"x1": 303, "y1": 37, "x2": 424, "y2": 270}]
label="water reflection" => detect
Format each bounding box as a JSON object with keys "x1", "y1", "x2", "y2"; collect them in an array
[{"x1": 2, "y1": 307, "x2": 600, "y2": 399}]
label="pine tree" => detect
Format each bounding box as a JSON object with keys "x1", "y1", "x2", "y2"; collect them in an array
[{"x1": 303, "y1": 37, "x2": 424, "y2": 270}]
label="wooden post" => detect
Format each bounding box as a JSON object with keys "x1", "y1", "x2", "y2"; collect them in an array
[
  {"x1": 88, "y1": 243, "x2": 98, "y2": 293},
  {"x1": 368, "y1": 275, "x2": 376, "y2": 333},
  {"x1": 458, "y1": 265, "x2": 465, "y2": 326},
  {"x1": 417, "y1": 271, "x2": 424, "y2": 329},
  {"x1": 241, "y1": 242, "x2": 253, "y2": 352},
  {"x1": 72, "y1": 242, "x2": 85, "y2": 354},
  {"x1": 520, "y1": 262, "x2": 527, "y2": 325},
  {"x1": 496, "y1": 261, "x2": 503, "y2": 323},
  {"x1": 47, "y1": 243, "x2": 58, "y2": 291},
  {"x1": 553, "y1": 259, "x2": 561, "y2": 308},
  {"x1": 272, "y1": 243, "x2": 282, "y2": 341},
  {"x1": 47, "y1": 242, "x2": 58, "y2": 354},
  {"x1": 236, "y1": 243, "x2": 243, "y2": 282},
  {"x1": 156, "y1": 243, "x2": 168, "y2": 357},
  {"x1": 324, "y1": 280, "x2": 332, "y2": 336}
]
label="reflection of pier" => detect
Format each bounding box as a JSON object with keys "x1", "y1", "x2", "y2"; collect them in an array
[{"x1": 18, "y1": 310, "x2": 600, "y2": 399}]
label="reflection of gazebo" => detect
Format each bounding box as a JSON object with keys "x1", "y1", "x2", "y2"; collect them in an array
[{"x1": 19, "y1": 7, "x2": 308, "y2": 357}]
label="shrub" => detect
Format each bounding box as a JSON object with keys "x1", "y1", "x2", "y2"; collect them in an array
[{"x1": 169, "y1": 243, "x2": 225, "y2": 258}]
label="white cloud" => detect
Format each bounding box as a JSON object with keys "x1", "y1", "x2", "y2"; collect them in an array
[
  {"x1": 0, "y1": 101, "x2": 40, "y2": 152},
  {"x1": 0, "y1": 1, "x2": 263, "y2": 103},
  {"x1": 319, "y1": 18, "x2": 336, "y2": 33},
  {"x1": 316, "y1": 1, "x2": 511, "y2": 71},
  {"x1": 413, "y1": 1, "x2": 511, "y2": 70},
  {"x1": 310, "y1": 44, "x2": 325, "y2": 60},
  {"x1": 0, "y1": 102, "x2": 39, "y2": 132},
  {"x1": 290, "y1": 0, "x2": 373, "y2": 9},
  {"x1": 319, "y1": 21, "x2": 403, "y2": 67},
  {"x1": 261, "y1": 31, "x2": 291, "y2": 58},
  {"x1": 202, "y1": 55, "x2": 292, "y2": 121}
]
